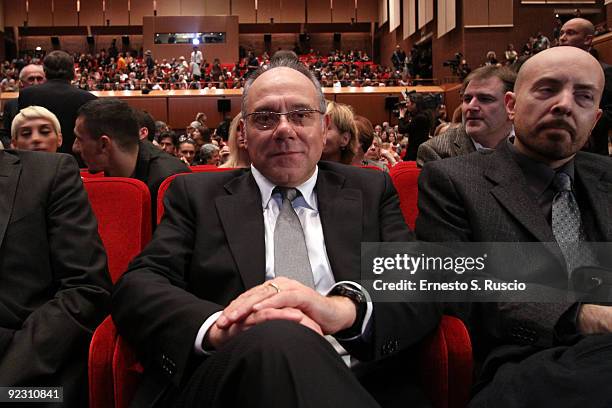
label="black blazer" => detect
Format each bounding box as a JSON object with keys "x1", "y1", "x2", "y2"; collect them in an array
[
  {"x1": 18, "y1": 79, "x2": 97, "y2": 158},
  {"x1": 416, "y1": 142, "x2": 612, "y2": 388},
  {"x1": 0, "y1": 150, "x2": 111, "y2": 406},
  {"x1": 112, "y1": 161, "x2": 441, "y2": 406}
]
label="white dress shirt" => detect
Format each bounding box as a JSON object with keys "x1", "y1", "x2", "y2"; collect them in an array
[{"x1": 194, "y1": 165, "x2": 372, "y2": 357}]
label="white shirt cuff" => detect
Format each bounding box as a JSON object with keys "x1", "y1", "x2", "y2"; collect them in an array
[{"x1": 193, "y1": 311, "x2": 223, "y2": 356}]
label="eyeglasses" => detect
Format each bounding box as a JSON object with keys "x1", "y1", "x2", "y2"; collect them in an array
[{"x1": 245, "y1": 109, "x2": 324, "y2": 131}]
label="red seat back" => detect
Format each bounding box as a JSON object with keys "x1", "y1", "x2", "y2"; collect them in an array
[
  {"x1": 389, "y1": 161, "x2": 421, "y2": 230},
  {"x1": 83, "y1": 177, "x2": 152, "y2": 283}
]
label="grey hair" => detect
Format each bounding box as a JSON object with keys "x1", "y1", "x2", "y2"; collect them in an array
[
  {"x1": 241, "y1": 58, "x2": 326, "y2": 115},
  {"x1": 199, "y1": 143, "x2": 219, "y2": 162}
]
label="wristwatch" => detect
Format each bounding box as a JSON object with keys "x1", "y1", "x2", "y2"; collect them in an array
[{"x1": 328, "y1": 283, "x2": 367, "y2": 339}]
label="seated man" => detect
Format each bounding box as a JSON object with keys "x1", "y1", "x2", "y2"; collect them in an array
[
  {"x1": 10, "y1": 105, "x2": 62, "y2": 152},
  {"x1": 416, "y1": 47, "x2": 612, "y2": 407},
  {"x1": 0, "y1": 149, "x2": 111, "y2": 406},
  {"x1": 73, "y1": 98, "x2": 190, "y2": 217},
  {"x1": 112, "y1": 58, "x2": 440, "y2": 408},
  {"x1": 416, "y1": 65, "x2": 516, "y2": 167}
]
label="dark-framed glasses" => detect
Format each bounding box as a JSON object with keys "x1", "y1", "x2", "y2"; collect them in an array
[{"x1": 246, "y1": 109, "x2": 324, "y2": 131}]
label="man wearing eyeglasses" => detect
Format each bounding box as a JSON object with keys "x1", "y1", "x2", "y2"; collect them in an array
[{"x1": 113, "y1": 58, "x2": 440, "y2": 408}]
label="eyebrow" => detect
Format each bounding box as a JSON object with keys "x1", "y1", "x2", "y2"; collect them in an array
[
  {"x1": 532, "y1": 77, "x2": 598, "y2": 91},
  {"x1": 252, "y1": 103, "x2": 316, "y2": 112}
]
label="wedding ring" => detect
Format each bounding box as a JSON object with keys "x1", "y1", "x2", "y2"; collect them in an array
[{"x1": 268, "y1": 282, "x2": 281, "y2": 294}]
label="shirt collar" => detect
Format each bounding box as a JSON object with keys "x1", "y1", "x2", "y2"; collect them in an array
[
  {"x1": 250, "y1": 165, "x2": 319, "y2": 211},
  {"x1": 470, "y1": 126, "x2": 515, "y2": 151}
]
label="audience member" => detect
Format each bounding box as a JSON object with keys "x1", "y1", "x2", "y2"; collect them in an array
[
  {"x1": 158, "y1": 130, "x2": 178, "y2": 156},
  {"x1": 1, "y1": 64, "x2": 46, "y2": 147},
  {"x1": 559, "y1": 18, "x2": 611, "y2": 156},
  {"x1": 220, "y1": 112, "x2": 250, "y2": 168},
  {"x1": 416, "y1": 46, "x2": 611, "y2": 408},
  {"x1": 18, "y1": 50, "x2": 97, "y2": 160},
  {"x1": 320, "y1": 101, "x2": 359, "y2": 164},
  {"x1": 73, "y1": 98, "x2": 190, "y2": 216},
  {"x1": 112, "y1": 57, "x2": 440, "y2": 408},
  {"x1": 198, "y1": 143, "x2": 220, "y2": 165},
  {"x1": 399, "y1": 93, "x2": 434, "y2": 161},
  {"x1": 177, "y1": 135, "x2": 197, "y2": 165},
  {"x1": 0, "y1": 148, "x2": 111, "y2": 406},
  {"x1": 10, "y1": 105, "x2": 62, "y2": 152},
  {"x1": 416, "y1": 65, "x2": 516, "y2": 166}
]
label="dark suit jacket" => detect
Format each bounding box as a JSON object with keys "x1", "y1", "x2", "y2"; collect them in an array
[
  {"x1": 585, "y1": 62, "x2": 612, "y2": 156},
  {"x1": 18, "y1": 79, "x2": 97, "y2": 158},
  {"x1": 134, "y1": 140, "x2": 191, "y2": 216},
  {"x1": 416, "y1": 125, "x2": 475, "y2": 167},
  {"x1": 0, "y1": 98, "x2": 18, "y2": 148},
  {"x1": 112, "y1": 161, "x2": 441, "y2": 407},
  {"x1": 415, "y1": 142, "x2": 612, "y2": 390},
  {"x1": 0, "y1": 150, "x2": 111, "y2": 406}
]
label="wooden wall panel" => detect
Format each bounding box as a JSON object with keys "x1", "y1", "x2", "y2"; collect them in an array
[
  {"x1": 168, "y1": 96, "x2": 240, "y2": 129},
  {"x1": 204, "y1": 0, "x2": 230, "y2": 16},
  {"x1": 119, "y1": 97, "x2": 168, "y2": 123},
  {"x1": 388, "y1": 0, "x2": 399, "y2": 31},
  {"x1": 107, "y1": 0, "x2": 129, "y2": 25},
  {"x1": 232, "y1": 0, "x2": 256, "y2": 23},
  {"x1": 447, "y1": 0, "x2": 456, "y2": 34},
  {"x1": 54, "y1": 0, "x2": 78, "y2": 26},
  {"x1": 463, "y1": 0, "x2": 488, "y2": 26},
  {"x1": 356, "y1": 0, "x2": 376, "y2": 22},
  {"x1": 332, "y1": 0, "x2": 355, "y2": 23},
  {"x1": 180, "y1": 0, "x2": 205, "y2": 15},
  {"x1": 156, "y1": 0, "x2": 181, "y2": 16},
  {"x1": 79, "y1": 0, "x2": 103, "y2": 26},
  {"x1": 378, "y1": 0, "x2": 387, "y2": 24},
  {"x1": 5, "y1": 0, "x2": 27, "y2": 27},
  {"x1": 131, "y1": 0, "x2": 155, "y2": 24},
  {"x1": 403, "y1": 0, "x2": 415, "y2": 38},
  {"x1": 417, "y1": 0, "x2": 433, "y2": 28},
  {"x1": 258, "y1": 0, "x2": 281, "y2": 23},
  {"x1": 280, "y1": 0, "x2": 305, "y2": 22},
  {"x1": 307, "y1": 0, "x2": 331, "y2": 23},
  {"x1": 29, "y1": 0, "x2": 52, "y2": 26},
  {"x1": 488, "y1": 0, "x2": 512, "y2": 26},
  {"x1": 335, "y1": 93, "x2": 399, "y2": 126}
]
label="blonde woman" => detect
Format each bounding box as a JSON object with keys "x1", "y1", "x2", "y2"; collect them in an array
[
  {"x1": 11, "y1": 106, "x2": 62, "y2": 152},
  {"x1": 220, "y1": 112, "x2": 250, "y2": 168},
  {"x1": 321, "y1": 101, "x2": 359, "y2": 164}
]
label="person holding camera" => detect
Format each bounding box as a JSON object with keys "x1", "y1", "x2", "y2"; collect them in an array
[{"x1": 398, "y1": 93, "x2": 433, "y2": 161}]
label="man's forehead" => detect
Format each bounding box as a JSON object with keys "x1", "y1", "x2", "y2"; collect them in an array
[
  {"x1": 248, "y1": 68, "x2": 319, "y2": 109},
  {"x1": 464, "y1": 77, "x2": 504, "y2": 95}
]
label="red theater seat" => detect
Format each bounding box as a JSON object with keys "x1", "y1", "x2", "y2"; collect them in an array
[
  {"x1": 85, "y1": 178, "x2": 152, "y2": 408},
  {"x1": 390, "y1": 161, "x2": 421, "y2": 230}
]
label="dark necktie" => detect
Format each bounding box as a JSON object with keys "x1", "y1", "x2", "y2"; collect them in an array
[
  {"x1": 551, "y1": 172, "x2": 594, "y2": 274},
  {"x1": 273, "y1": 187, "x2": 315, "y2": 288}
]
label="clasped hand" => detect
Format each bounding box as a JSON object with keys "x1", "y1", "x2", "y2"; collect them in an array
[{"x1": 205, "y1": 277, "x2": 357, "y2": 349}]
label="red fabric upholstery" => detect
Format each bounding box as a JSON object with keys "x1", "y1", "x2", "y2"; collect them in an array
[
  {"x1": 419, "y1": 316, "x2": 473, "y2": 408},
  {"x1": 83, "y1": 178, "x2": 152, "y2": 283},
  {"x1": 86, "y1": 178, "x2": 152, "y2": 408},
  {"x1": 113, "y1": 336, "x2": 144, "y2": 408},
  {"x1": 389, "y1": 161, "x2": 421, "y2": 230}
]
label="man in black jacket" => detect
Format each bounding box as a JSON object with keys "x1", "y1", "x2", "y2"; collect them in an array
[
  {"x1": 0, "y1": 149, "x2": 111, "y2": 406},
  {"x1": 18, "y1": 50, "x2": 97, "y2": 160},
  {"x1": 73, "y1": 98, "x2": 190, "y2": 221}
]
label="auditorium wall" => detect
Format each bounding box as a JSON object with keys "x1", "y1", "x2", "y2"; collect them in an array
[{"x1": 238, "y1": 32, "x2": 372, "y2": 56}]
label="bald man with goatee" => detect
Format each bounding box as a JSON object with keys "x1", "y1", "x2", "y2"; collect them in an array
[{"x1": 417, "y1": 47, "x2": 612, "y2": 407}]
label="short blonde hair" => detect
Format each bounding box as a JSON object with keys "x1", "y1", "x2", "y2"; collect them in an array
[
  {"x1": 325, "y1": 101, "x2": 359, "y2": 165},
  {"x1": 11, "y1": 106, "x2": 61, "y2": 140}
]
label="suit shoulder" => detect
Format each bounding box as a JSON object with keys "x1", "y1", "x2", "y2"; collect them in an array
[{"x1": 422, "y1": 148, "x2": 491, "y2": 175}]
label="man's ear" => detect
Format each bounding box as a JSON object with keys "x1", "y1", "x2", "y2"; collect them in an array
[
  {"x1": 239, "y1": 118, "x2": 247, "y2": 148},
  {"x1": 322, "y1": 114, "x2": 330, "y2": 145},
  {"x1": 99, "y1": 135, "x2": 113, "y2": 153},
  {"x1": 504, "y1": 91, "x2": 517, "y2": 121}
]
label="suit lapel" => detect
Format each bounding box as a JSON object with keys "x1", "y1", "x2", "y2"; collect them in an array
[
  {"x1": 316, "y1": 166, "x2": 362, "y2": 282},
  {"x1": 485, "y1": 144, "x2": 556, "y2": 243},
  {"x1": 575, "y1": 154, "x2": 612, "y2": 242},
  {"x1": 453, "y1": 127, "x2": 475, "y2": 156},
  {"x1": 215, "y1": 172, "x2": 266, "y2": 290},
  {"x1": 0, "y1": 152, "x2": 21, "y2": 250}
]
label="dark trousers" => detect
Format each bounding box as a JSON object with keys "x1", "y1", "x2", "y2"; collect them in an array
[
  {"x1": 175, "y1": 320, "x2": 381, "y2": 408},
  {"x1": 470, "y1": 334, "x2": 612, "y2": 408}
]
